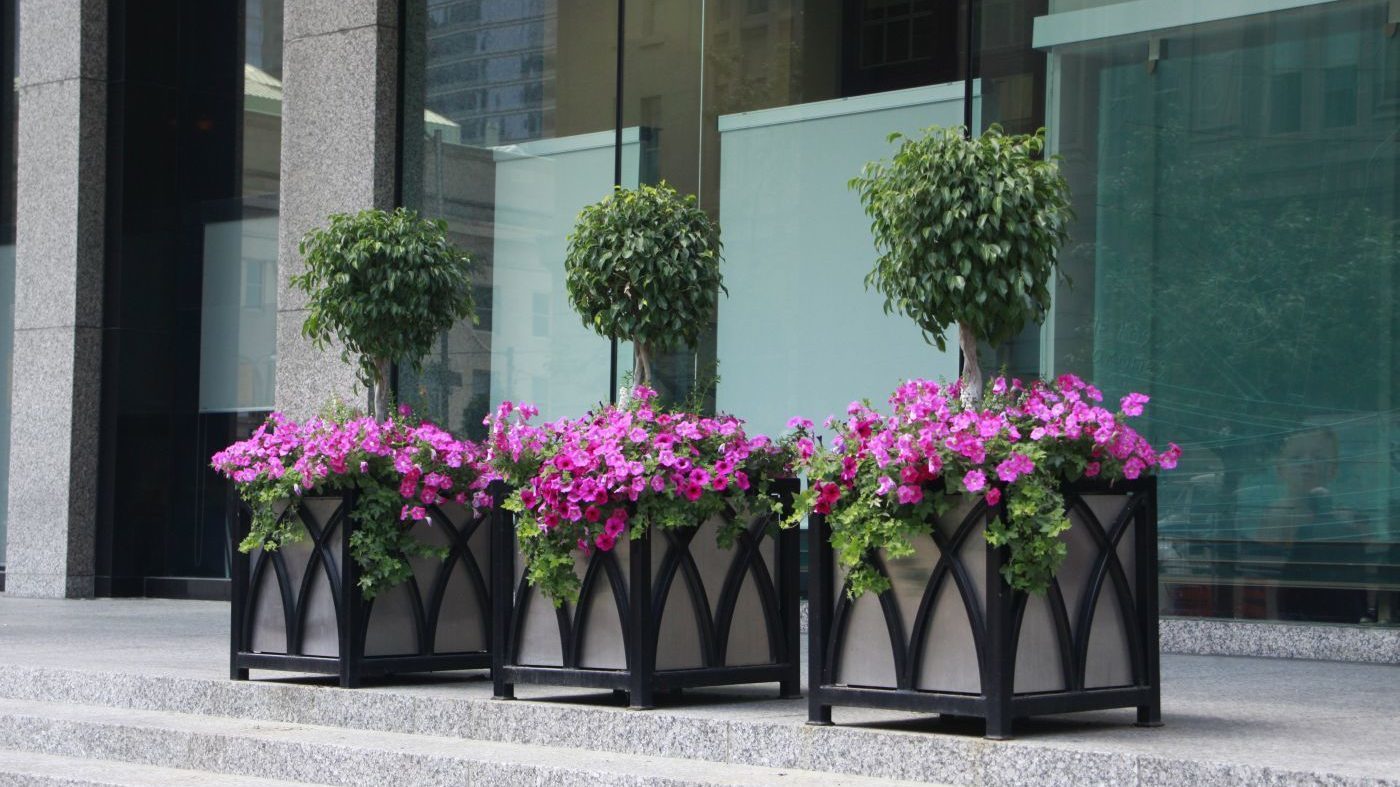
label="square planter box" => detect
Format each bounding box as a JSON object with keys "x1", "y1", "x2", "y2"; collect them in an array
[
  {"x1": 231, "y1": 488, "x2": 495, "y2": 687},
  {"x1": 807, "y1": 477, "x2": 1160, "y2": 739},
  {"x1": 492, "y1": 479, "x2": 802, "y2": 708}
]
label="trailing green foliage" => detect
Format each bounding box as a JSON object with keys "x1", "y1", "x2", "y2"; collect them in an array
[
  {"x1": 563, "y1": 182, "x2": 723, "y2": 388},
  {"x1": 293, "y1": 208, "x2": 477, "y2": 421}
]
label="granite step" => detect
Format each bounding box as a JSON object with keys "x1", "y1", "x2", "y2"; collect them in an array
[
  {"x1": 0, "y1": 749, "x2": 331, "y2": 787},
  {"x1": 0, "y1": 697, "x2": 936, "y2": 787},
  {"x1": 0, "y1": 662, "x2": 1391, "y2": 787}
]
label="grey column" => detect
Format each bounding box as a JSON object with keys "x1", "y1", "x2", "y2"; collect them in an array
[
  {"x1": 275, "y1": 0, "x2": 401, "y2": 418},
  {"x1": 4, "y1": 0, "x2": 107, "y2": 598}
]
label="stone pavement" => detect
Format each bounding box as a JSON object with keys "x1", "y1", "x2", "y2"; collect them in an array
[{"x1": 0, "y1": 596, "x2": 1396, "y2": 785}]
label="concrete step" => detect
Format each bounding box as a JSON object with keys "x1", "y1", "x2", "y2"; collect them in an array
[
  {"x1": 0, "y1": 697, "x2": 935, "y2": 787},
  {"x1": 0, "y1": 664, "x2": 1392, "y2": 787},
  {"x1": 0, "y1": 749, "x2": 330, "y2": 787}
]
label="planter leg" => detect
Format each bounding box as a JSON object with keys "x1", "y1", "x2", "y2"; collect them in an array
[
  {"x1": 493, "y1": 680, "x2": 515, "y2": 700},
  {"x1": 231, "y1": 667, "x2": 248, "y2": 681},
  {"x1": 984, "y1": 713, "x2": 1014, "y2": 741},
  {"x1": 807, "y1": 691, "x2": 832, "y2": 726},
  {"x1": 627, "y1": 684, "x2": 654, "y2": 710},
  {"x1": 1136, "y1": 700, "x2": 1162, "y2": 728},
  {"x1": 779, "y1": 676, "x2": 801, "y2": 700}
]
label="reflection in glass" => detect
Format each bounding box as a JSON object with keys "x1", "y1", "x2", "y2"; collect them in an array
[
  {"x1": 1049, "y1": 1, "x2": 1400, "y2": 625},
  {"x1": 401, "y1": 0, "x2": 623, "y2": 429},
  {"x1": 621, "y1": 1, "x2": 973, "y2": 426},
  {"x1": 186, "y1": 0, "x2": 282, "y2": 581}
]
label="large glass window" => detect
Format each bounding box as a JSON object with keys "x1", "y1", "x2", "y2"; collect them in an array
[
  {"x1": 97, "y1": 1, "x2": 280, "y2": 593},
  {"x1": 400, "y1": 0, "x2": 623, "y2": 429},
  {"x1": 620, "y1": 1, "x2": 989, "y2": 433},
  {"x1": 1046, "y1": 0, "x2": 1400, "y2": 625},
  {"x1": 398, "y1": 2, "x2": 1023, "y2": 436}
]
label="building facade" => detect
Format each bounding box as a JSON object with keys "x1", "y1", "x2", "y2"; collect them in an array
[{"x1": 0, "y1": 0, "x2": 1396, "y2": 654}]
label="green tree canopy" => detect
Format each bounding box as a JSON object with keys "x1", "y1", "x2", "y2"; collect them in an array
[
  {"x1": 293, "y1": 207, "x2": 476, "y2": 421},
  {"x1": 851, "y1": 125, "x2": 1071, "y2": 399},
  {"x1": 564, "y1": 182, "x2": 723, "y2": 390}
]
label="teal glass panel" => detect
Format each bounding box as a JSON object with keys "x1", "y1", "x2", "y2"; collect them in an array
[{"x1": 1050, "y1": 0, "x2": 1400, "y2": 624}]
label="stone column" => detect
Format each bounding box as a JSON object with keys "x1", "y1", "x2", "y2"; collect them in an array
[
  {"x1": 4, "y1": 0, "x2": 107, "y2": 598},
  {"x1": 275, "y1": 0, "x2": 402, "y2": 418}
]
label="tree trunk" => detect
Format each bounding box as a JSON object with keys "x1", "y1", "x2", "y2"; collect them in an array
[
  {"x1": 958, "y1": 322, "x2": 983, "y2": 405},
  {"x1": 632, "y1": 341, "x2": 653, "y2": 390},
  {"x1": 373, "y1": 356, "x2": 393, "y2": 422}
]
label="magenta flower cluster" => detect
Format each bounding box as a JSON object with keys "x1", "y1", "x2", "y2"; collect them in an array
[
  {"x1": 211, "y1": 406, "x2": 495, "y2": 520},
  {"x1": 485, "y1": 386, "x2": 797, "y2": 554},
  {"x1": 810, "y1": 374, "x2": 1179, "y2": 514},
  {"x1": 798, "y1": 374, "x2": 1178, "y2": 596}
]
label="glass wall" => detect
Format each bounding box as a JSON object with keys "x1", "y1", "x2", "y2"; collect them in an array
[
  {"x1": 192, "y1": 1, "x2": 283, "y2": 572},
  {"x1": 1045, "y1": 0, "x2": 1400, "y2": 625},
  {"x1": 97, "y1": 1, "x2": 280, "y2": 595},
  {"x1": 388, "y1": 1, "x2": 1400, "y2": 629},
  {"x1": 0, "y1": 0, "x2": 16, "y2": 573},
  {"x1": 400, "y1": 0, "x2": 624, "y2": 429},
  {"x1": 400, "y1": 1, "x2": 1010, "y2": 437}
]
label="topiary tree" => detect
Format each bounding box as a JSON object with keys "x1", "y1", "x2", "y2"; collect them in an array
[
  {"x1": 851, "y1": 125, "x2": 1071, "y2": 401},
  {"x1": 564, "y1": 182, "x2": 723, "y2": 391},
  {"x1": 293, "y1": 207, "x2": 476, "y2": 422}
]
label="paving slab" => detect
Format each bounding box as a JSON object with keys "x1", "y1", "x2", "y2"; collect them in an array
[{"x1": 0, "y1": 596, "x2": 1397, "y2": 786}]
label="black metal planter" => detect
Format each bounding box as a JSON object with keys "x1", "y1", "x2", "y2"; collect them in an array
[
  {"x1": 807, "y1": 477, "x2": 1160, "y2": 739},
  {"x1": 231, "y1": 488, "x2": 495, "y2": 687},
  {"x1": 492, "y1": 479, "x2": 802, "y2": 709}
]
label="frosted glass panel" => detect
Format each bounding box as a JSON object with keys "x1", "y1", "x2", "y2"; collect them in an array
[
  {"x1": 714, "y1": 84, "x2": 972, "y2": 436},
  {"x1": 198, "y1": 216, "x2": 278, "y2": 412},
  {"x1": 490, "y1": 129, "x2": 639, "y2": 419}
]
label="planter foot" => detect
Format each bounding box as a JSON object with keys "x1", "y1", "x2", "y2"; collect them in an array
[
  {"x1": 1137, "y1": 704, "x2": 1162, "y2": 727},
  {"x1": 805, "y1": 720, "x2": 834, "y2": 727},
  {"x1": 231, "y1": 668, "x2": 248, "y2": 681},
  {"x1": 779, "y1": 679, "x2": 801, "y2": 699}
]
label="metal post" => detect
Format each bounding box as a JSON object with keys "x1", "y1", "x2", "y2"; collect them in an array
[
  {"x1": 984, "y1": 529, "x2": 1015, "y2": 739},
  {"x1": 491, "y1": 483, "x2": 516, "y2": 700},
  {"x1": 338, "y1": 491, "x2": 363, "y2": 689},
  {"x1": 229, "y1": 497, "x2": 249, "y2": 681},
  {"x1": 628, "y1": 523, "x2": 655, "y2": 709},
  {"x1": 1137, "y1": 478, "x2": 1163, "y2": 726},
  {"x1": 777, "y1": 479, "x2": 801, "y2": 698},
  {"x1": 807, "y1": 512, "x2": 833, "y2": 725},
  {"x1": 609, "y1": 0, "x2": 626, "y2": 402}
]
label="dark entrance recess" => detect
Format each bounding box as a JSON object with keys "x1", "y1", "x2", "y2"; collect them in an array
[{"x1": 97, "y1": 1, "x2": 245, "y2": 599}]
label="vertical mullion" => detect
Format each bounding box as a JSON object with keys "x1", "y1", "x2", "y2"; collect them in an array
[{"x1": 609, "y1": 0, "x2": 626, "y2": 404}]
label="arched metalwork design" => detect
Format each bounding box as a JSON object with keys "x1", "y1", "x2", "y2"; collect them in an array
[
  {"x1": 231, "y1": 485, "x2": 499, "y2": 688},
  {"x1": 808, "y1": 477, "x2": 1160, "y2": 740},
  {"x1": 494, "y1": 479, "x2": 802, "y2": 709}
]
